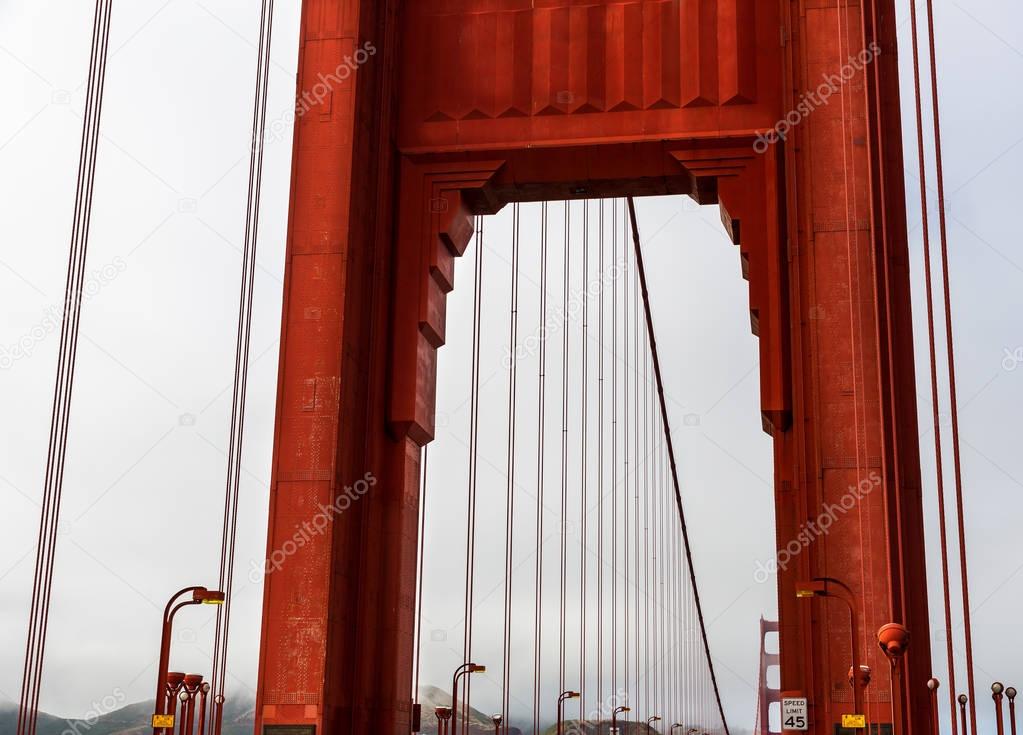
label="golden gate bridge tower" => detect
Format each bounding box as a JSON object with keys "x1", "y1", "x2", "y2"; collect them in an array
[{"x1": 11, "y1": 2, "x2": 1002, "y2": 735}]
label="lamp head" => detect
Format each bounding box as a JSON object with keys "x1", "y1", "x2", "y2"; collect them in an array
[
  {"x1": 492, "y1": 714, "x2": 503, "y2": 726},
  {"x1": 1007, "y1": 687, "x2": 1017, "y2": 701},
  {"x1": 877, "y1": 623, "x2": 911, "y2": 661},
  {"x1": 927, "y1": 678, "x2": 940, "y2": 691},
  {"x1": 848, "y1": 665, "x2": 872, "y2": 688},
  {"x1": 469, "y1": 663, "x2": 486, "y2": 674},
  {"x1": 958, "y1": 694, "x2": 968, "y2": 705},
  {"x1": 194, "y1": 589, "x2": 226, "y2": 605},
  {"x1": 993, "y1": 682, "x2": 1005, "y2": 697},
  {"x1": 795, "y1": 580, "x2": 826, "y2": 598}
]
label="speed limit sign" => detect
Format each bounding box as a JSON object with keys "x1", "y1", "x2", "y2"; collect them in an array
[{"x1": 782, "y1": 697, "x2": 809, "y2": 731}]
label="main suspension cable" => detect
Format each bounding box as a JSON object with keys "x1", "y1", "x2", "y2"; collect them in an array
[{"x1": 628, "y1": 198, "x2": 730, "y2": 735}]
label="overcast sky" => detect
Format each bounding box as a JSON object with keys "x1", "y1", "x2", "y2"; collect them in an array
[{"x1": 1, "y1": 1, "x2": 1021, "y2": 733}]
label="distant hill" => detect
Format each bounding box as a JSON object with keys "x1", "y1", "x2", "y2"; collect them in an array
[
  {"x1": 0, "y1": 698, "x2": 254, "y2": 735},
  {"x1": 0, "y1": 694, "x2": 722, "y2": 735},
  {"x1": 417, "y1": 684, "x2": 523, "y2": 735},
  {"x1": 541, "y1": 720, "x2": 657, "y2": 735}
]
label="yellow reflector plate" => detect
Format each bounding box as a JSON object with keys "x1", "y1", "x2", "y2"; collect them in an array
[
  {"x1": 842, "y1": 715, "x2": 866, "y2": 729},
  {"x1": 152, "y1": 715, "x2": 175, "y2": 728}
]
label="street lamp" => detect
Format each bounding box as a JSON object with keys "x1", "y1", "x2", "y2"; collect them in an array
[
  {"x1": 878, "y1": 622, "x2": 910, "y2": 735},
  {"x1": 491, "y1": 713, "x2": 503, "y2": 735},
  {"x1": 211, "y1": 695, "x2": 225, "y2": 735},
  {"x1": 926, "y1": 679, "x2": 940, "y2": 735},
  {"x1": 668, "y1": 724, "x2": 683, "y2": 734},
  {"x1": 646, "y1": 715, "x2": 662, "y2": 731},
  {"x1": 1008, "y1": 688, "x2": 1018, "y2": 735},
  {"x1": 797, "y1": 578, "x2": 863, "y2": 728},
  {"x1": 557, "y1": 691, "x2": 580, "y2": 735},
  {"x1": 451, "y1": 663, "x2": 486, "y2": 735},
  {"x1": 435, "y1": 707, "x2": 453, "y2": 735},
  {"x1": 182, "y1": 675, "x2": 203, "y2": 735},
  {"x1": 994, "y1": 683, "x2": 1007, "y2": 735},
  {"x1": 612, "y1": 706, "x2": 631, "y2": 735},
  {"x1": 958, "y1": 694, "x2": 969, "y2": 735},
  {"x1": 196, "y1": 683, "x2": 211, "y2": 735},
  {"x1": 152, "y1": 587, "x2": 225, "y2": 735}
]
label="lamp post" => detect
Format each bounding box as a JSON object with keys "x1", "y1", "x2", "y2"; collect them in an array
[
  {"x1": 491, "y1": 713, "x2": 503, "y2": 735},
  {"x1": 612, "y1": 706, "x2": 631, "y2": 735},
  {"x1": 1008, "y1": 688, "x2": 1018, "y2": 735},
  {"x1": 797, "y1": 578, "x2": 863, "y2": 729},
  {"x1": 668, "y1": 724, "x2": 683, "y2": 735},
  {"x1": 152, "y1": 587, "x2": 225, "y2": 735},
  {"x1": 557, "y1": 691, "x2": 580, "y2": 735},
  {"x1": 877, "y1": 623, "x2": 910, "y2": 735},
  {"x1": 436, "y1": 707, "x2": 452, "y2": 735},
  {"x1": 211, "y1": 695, "x2": 224, "y2": 735},
  {"x1": 165, "y1": 672, "x2": 186, "y2": 732},
  {"x1": 196, "y1": 683, "x2": 210, "y2": 735},
  {"x1": 994, "y1": 683, "x2": 1007, "y2": 735},
  {"x1": 646, "y1": 716, "x2": 661, "y2": 732},
  {"x1": 958, "y1": 694, "x2": 969, "y2": 735},
  {"x1": 926, "y1": 679, "x2": 940, "y2": 735},
  {"x1": 182, "y1": 675, "x2": 203, "y2": 735},
  {"x1": 451, "y1": 663, "x2": 486, "y2": 735}
]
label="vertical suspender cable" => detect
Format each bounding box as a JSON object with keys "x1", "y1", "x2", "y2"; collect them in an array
[
  {"x1": 460, "y1": 218, "x2": 485, "y2": 735},
  {"x1": 643, "y1": 321, "x2": 651, "y2": 724},
  {"x1": 611, "y1": 201, "x2": 619, "y2": 701},
  {"x1": 18, "y1": 6, "x2": 113, "y2": 735},
  {"x1": 630, "y1": 253, "x2": 638, "y2": 712},
  {"x1": 596, "y1": 200, "x2": 605, "y2": 714},
  {"x1": 532, "y1": 203, "x2": 549, "y2": 735},
  {"x1": 559, "y1": 203, "x2": 571, "y2": 696},
  {"x1": 580, "y1": 200, "x2": 590, "y2": 719},
  {"x1": 413, "y1": 446, "x2": 429, "y2": 710},
  {"x1": 628, "y1": 198, "x2": 730, "y2": 734},
  {"x1": 500, "y1": 205, "x2": 522, "y2": 732},
  {"x1": 209, "y1": 3, "x2": 275, "y2": 726},
  {"x1": 617, "y1": 198, "x2": 626, "y2": 712},
  {"x1": 906, "y1": 4, "x2": 962, "y2": 733},
  {"x1": 922, "y1": 4, "x2": 979, "y2": 730}
]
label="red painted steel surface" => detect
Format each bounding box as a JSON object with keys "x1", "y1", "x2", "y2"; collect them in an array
[{"x1": 256, "y1": 2, "x2": 932, "y2": 734}]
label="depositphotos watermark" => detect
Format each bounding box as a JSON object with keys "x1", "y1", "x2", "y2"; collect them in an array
[
  {"x1": 753, "y1": 41, "x2": 882, "y2": 154},
  {"x1": 1002, "y1": 347, "x2": 1023, "y2": 372},
  {"x1": 61, "y1": 688, "x2": 127, "y2": 735},
  {"x1": 249, "y1": 471, "x2": 377, "y2": 582},
  {"x1": 0, "y1": 257, "x2": 127, "y2": 370},
  {"x1": 753, "y1": 471, "x2": 882, "y2": 583},
  {"x1": 564, "y1": 688, "x2": 629, "y2": 735},
  {"x1": 267, "y1": 41, "x2": 377, "y2": 143},
  {"x1": 503, "y1": 259, "x2": 627, "y2": 368}
]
